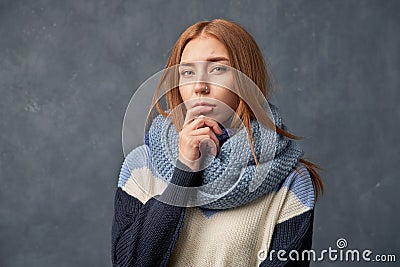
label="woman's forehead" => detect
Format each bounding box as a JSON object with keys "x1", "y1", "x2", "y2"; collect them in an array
[{"x1": 180, "y1": 37, "x2": 229, "y2": 63}]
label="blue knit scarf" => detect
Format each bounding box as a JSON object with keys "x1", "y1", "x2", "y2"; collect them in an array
[{"x1": 144, "y1": 102, "x2": 304, "y2": 209}]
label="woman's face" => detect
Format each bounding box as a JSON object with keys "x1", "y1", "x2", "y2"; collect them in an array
[{"x1": 178, "y1": 36, "x2": 239, "y2": 124}]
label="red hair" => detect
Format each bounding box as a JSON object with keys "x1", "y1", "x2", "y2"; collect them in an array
[{"x1": 150, "y1": 19, "x2": 324, "y2": 199}]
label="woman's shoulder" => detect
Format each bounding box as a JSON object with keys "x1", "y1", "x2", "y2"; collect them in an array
[
  {"x1": 117, "y1": 145, "x2": 152, "y2": 188},
  {"x1": 117, "y1": 145, "x2": 168, "y2": 204},
  {"x1": 278, "y1": 162, "x2": 315, "y2": 210}
]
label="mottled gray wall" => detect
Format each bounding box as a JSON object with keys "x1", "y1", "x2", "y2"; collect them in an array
[{"x1": 1, "y1": 0, "x2": 399, "y2": 266}]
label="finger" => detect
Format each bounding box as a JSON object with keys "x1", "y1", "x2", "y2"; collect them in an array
[
  {"x1": 190, "y1": 127, "x2": 220, "y2": 151},
  {"x1": 183, "y1": 117, "x2": 195, "y2": 127},
  {"x1": 197, "y1": 136, "x2": 218, "y2": 156},
  {"x1": 192, "y1": 135, "x2": 212, "y2": 148},
  {"x1": 199, "y1": 137, "x2": 218, "y2": 156},
  {"x1": 191, "y1": 117, "x2": 223, "y2": 135}
]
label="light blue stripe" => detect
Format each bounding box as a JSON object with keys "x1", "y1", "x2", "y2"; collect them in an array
[
  {"x1": 280, "y1": 163, "x2": 315, "y2": 209},
  {"x1": 118, "y1": 145, "x2": 154, "y2": 187}
]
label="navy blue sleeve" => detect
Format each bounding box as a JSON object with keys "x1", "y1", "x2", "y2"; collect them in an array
[
  {"x1": 260, "y1": 209, "x2": 315, "y2": 267},
  {"x1": 111, "y1": 159, "x2": 203, "y2": 267}
]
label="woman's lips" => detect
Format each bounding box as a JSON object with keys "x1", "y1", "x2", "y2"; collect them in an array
[{"x1": 192, "y1": 101, "x2": 216, "y2": 108}]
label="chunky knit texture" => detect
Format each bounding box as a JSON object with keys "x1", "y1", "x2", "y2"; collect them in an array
[
  {"x1": 112, "y1": 159, "x2": 315, "y2": 266},
  {"x1": 146, "y1": 102, "x2": 304, "y2": 209},
  {"x1": 167, "y1": 163, "x2": 314, "y2": 266},
  {"x1": 111, "y1": 102, "x2": 315, "y2": 266}
]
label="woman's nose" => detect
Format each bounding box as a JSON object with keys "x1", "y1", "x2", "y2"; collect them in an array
[{"x1": 194, "y1": 82, "x2": 209, "y2": 94}]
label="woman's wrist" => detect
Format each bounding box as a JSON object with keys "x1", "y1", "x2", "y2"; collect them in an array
[{"x1": 178, "y1": 152, "x2": 201, "y2": 172}]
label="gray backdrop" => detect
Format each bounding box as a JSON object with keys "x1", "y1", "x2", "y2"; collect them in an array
[{"x1": 1, "y1": 0, "x2": 399, "y2": 266}]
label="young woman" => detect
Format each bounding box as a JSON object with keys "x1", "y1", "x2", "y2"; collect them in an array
[{"x1": 112, "y1": 19, "x2": 323, "y2": 267}]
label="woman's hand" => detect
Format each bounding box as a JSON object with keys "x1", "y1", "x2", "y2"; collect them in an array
[{"x1": 178, "y1": 106, "x2": 222, "y2": 171}]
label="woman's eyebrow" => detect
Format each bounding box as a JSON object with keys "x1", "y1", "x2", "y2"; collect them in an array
[
  {"x1": 206, "y1": 56, "x2": 229, "y2": 62},
  {"x1": 180, "y1": 57, "x2": 230, "y2": 66}
]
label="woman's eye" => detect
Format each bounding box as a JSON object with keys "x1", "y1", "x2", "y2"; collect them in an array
[
  {"x1": 180, "y1": 70, "x2": 195, "y2": 77},
  {"x1": 210, "y1": 66, "x2": 227, "y2": 73}
]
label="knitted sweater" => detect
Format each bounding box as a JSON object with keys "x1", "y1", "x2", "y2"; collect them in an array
[{"x1": 111, "y1": 148, "x2": 315, "y2": 267}]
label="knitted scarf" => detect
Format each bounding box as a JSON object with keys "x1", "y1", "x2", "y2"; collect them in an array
[{"x1": 144, "y1": 102, "x2": 304, "y2": 209}]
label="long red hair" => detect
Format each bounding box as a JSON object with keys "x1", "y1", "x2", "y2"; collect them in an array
[{"x1": 150, "y1": 19, "x2": 324, "y2": 199}]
